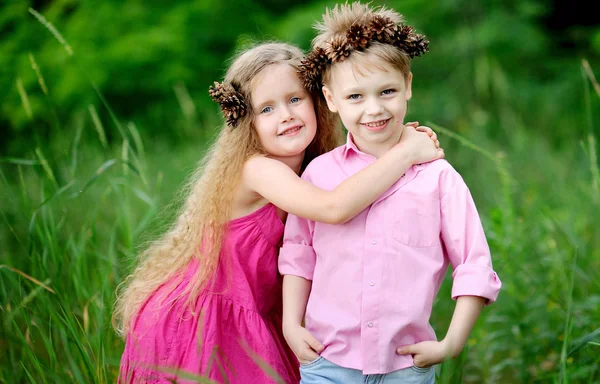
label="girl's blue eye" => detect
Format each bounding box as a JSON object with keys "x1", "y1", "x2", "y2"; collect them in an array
[
  {"x1": 348, "y1": 94, "x2": 361, "y2": 100},
  {"x1": 261, "y1": 106, "x2": 273, "y2": 114},
  {"x1": 290, "y1": 97, "x2": 300, "y2": 103},
  {"x1": 381, "y1": 89, "x2": 395, "y2": 95}
]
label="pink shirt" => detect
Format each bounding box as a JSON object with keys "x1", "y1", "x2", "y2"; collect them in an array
[{"x1": 278, "y1": 134, "x2": 501, "y2": 374}]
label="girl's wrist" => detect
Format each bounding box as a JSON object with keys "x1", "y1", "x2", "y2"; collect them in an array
[{"x1": 389, "y1": 143, "x2": 412, "y2": 165}]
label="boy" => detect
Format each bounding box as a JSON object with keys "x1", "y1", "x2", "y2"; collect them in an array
[{"x1": 279, "y1": 3, "x2": 501, "y2": 383}]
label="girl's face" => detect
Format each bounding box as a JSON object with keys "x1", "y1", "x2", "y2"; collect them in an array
[{"x1": 251, "y1": 63, "x2": 317, "y2": 159}]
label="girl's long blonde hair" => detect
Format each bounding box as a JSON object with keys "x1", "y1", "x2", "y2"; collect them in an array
[{"x1": 113, "y1": 42, "x2": 342, "y2": 336}]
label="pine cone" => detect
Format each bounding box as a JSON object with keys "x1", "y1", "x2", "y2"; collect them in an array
[
  {"x1": 393, "y1": 25, "x2": 429, "y2": 58},
  {"x1": 393, "y1": 25, "x2": 415, "y2": 46},
  {"x1": 347, "y1": 24, "x2": 372, "y2": 50},
  {"x1": 221, "y1": 94, "x2": 247, "y2": 128},
  {"x1": 208, "y1": 81, "x2": 247, "y2": 127},
  {"x1": 209, "y1": 81, "x2": 230, "y2": 102},
  {"x1": 369, "y1": 16, "x2": 396, "y2": 44},
  {"x1": 299, "y1": 47, "x2": 328, "y2": 91},
  {"x1": 410, "y1": 34, "x2": 430, "y2": 58},
  {"x1": 325, "y1": 36, "x2": 353, "y2": 62}
]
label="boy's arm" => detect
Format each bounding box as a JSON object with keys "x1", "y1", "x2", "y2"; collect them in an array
[
  {"x1": 439, "y1": 166, "x2": 501, "y2": 304},
  {"x1": 397, "y1": 165, "x2": 501, "y2": 367},
  {"x1": 396, "y1": 296, "x2": 485, "y2": 366},
  {"x1": 441, "y1": 295, "x2": 485, "y2": 357},
  {"x1": 282, "y1": 275, "x2": 324, "y2": 364},
  {"x1": 278, "y1": 181, "x2": 325, "y2": 363},
  {"x1": 282, "y1": 276, "x2": 312, "y2": 327}
]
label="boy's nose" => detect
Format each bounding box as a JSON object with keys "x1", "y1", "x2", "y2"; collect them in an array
[{"x1": 365, "y1": 98, "x2": 384, "y2": 115}]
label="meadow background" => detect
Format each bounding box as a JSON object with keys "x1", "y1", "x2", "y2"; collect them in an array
[{"x1": 1, "y1": 0, "x2": 599, "y2": 382}]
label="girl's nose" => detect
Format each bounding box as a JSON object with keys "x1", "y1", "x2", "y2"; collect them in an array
[{"x1": 280, "y1": 105, "x2": 294, "y2": 123}]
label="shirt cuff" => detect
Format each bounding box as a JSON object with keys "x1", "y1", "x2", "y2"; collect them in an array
[
  {"x1": 451, "y1": 263, "x2": 502, "y2": 304},
  {"x1": 278, "y1": 243, "x2": 316, "y2": 280}
]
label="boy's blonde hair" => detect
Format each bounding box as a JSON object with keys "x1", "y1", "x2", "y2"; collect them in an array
[
  {"x1": 301, "y1": 2, "x2": 428, "y2": 90},
  {"x1": 113, "y1": 42, "x2": 342, "y2": 336}
]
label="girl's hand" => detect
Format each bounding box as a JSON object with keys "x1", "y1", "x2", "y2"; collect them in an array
[
  {"x1": 415, "y1": 126, "x2": 440, "y2": 148},
  {"x1": 396, "y1": 339, "x2": 454, "y2": 368},
  {"x1": 283, "y1": 324, "x2": 324, "y2": 365},
  {"x1": 397, "y1": 124, "x2": 444, "y2": 165},
  {"x1": 404, "y1": 122, "x2": 440, "y2": 149}
]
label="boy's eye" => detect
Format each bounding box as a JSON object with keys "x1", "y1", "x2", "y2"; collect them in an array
[
  {"x1": 290, "y1": 96, "x2": 301, "y2": 103},
  {"x1": 381, "y1": 89, "x2": 396, "y2": 95},
  {"x1": 348, "y1": 94, "x2": 361, "y2": 100},
  {"x1": 261, "y1": 106, "x2": 273, "y2": 114}
]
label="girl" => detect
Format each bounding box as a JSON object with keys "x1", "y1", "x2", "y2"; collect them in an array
[{"x1": 114, "y1": 42, "x2": 444, "y2": 384}]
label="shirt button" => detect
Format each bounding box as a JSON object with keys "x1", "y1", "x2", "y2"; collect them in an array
[
  {"x1": 367, "y1": 322, "x2": 374, "y2": 328},
  {"x1": 369, "y1": 280, "x2": 375, "y2": 286},
  {"x1": 371, "y1": 240, "x2": 377, "y2": 245}
]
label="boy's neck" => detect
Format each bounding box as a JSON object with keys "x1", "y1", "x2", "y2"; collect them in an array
[{"x1": 352, "y1": 128, "x2": 404, "y2": 159}]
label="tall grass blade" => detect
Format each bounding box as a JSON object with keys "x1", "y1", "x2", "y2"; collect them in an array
[
  {"x1": 29, "y1": 53, "x2": 48, "y2": 95},
  {"x1": 122, "y1": 138, "x2": 129, "y2": 176},
  {"x1": 34, "y1": 147, "x2": 58, "y2": 189},
  {"x1": 16, "y1": 78, "x2": 33, "y2": 120},
  {"x1": 0, "y1": 158, "x2": 40, "y2": 165},
  {"x1": 582, "y1": 59, "x2": 600, "y2": 99},
  {"x1": 0, "y1": 265, "x2": 55, "y2": 294},
  {"x1": 568, "y1": 327, "x2": 600, "y2": 356},
  {"x1": 71, "y1": 115, "x2": 84, "y2": 175},
  {"x1": 28, "y1": 8, "x2": 73, "y2": 56},
  {"x1": 89, "y1": 105, "x2": 108, "y2": 148}
]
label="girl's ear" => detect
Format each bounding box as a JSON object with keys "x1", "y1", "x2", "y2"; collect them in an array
[{"x1": 321, "y1": 86, "x2": 339, "y2": 113}]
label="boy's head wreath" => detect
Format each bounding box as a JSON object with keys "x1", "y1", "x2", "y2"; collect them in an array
[
  {"x1": 208, "y1": 82, "x2": 247, "y2": 128},
  {"x1": 299, "y1": 15, "x2": 429, "y2": 92}
]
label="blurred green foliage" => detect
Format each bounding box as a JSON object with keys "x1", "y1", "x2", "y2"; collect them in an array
[
  {"x1": 3, "y1": 0, "x2": 599, "y2": 152},
  {"x1": 1, "y1": 0, "x2": 600, "y2": 382}
]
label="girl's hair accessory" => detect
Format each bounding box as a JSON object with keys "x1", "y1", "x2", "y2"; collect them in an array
[
  {"x1": 208, "y1": 81, "x2": 247, "y2": 128},
  {"x1": 299, "y1": 15, "x2": 429, "y2": 91}
]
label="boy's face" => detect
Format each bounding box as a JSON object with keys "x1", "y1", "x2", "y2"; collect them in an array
[
  {"x1": 252, "y1": 63, "x2": 317, "y2": 159},
  {"x1": 322, "y1": 55, "x2": 412, "y2": 157}
]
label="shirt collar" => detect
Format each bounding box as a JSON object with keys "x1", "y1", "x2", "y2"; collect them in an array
[{"x1": 342, "y1": 132, "x2": 372, "y2": 160}]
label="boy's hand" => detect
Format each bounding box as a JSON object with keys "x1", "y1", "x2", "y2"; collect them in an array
[
  {"x1": 398, "y1": 124, "x2": 444, "y2": 165},
  {"x1": 396, "y1": 339, "x2": 454, "y2": 368},
  {"x1": 283, "y1": 324, "x2": 324, "y2": 364}
]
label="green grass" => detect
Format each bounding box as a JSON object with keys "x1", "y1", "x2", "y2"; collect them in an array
[{"x1": 1, "y1": 9, "x2": 600, "y2": 384}]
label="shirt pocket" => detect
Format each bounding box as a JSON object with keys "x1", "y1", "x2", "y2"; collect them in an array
[{"x1": 390, "y1": 195, "x2": 440, "y2": 248}]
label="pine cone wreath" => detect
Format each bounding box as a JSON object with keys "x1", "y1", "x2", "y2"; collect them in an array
[
  {"x1": 347, "y1": 24, "x2": 372, "y2": 50},
  {"x1": 299, "y1": 47, "x2": 328, "y2": 91},
  {"x1": 394, "y1": 25, "x2": 429, "y2": 58},
  {"x1": 326, "y1": 35, "x2": 353, "y2": 62},
  {"x1": 410, "y1": 34, "x2": 430, "y2": 57},
  {"x1": 369, "y1": 15, "x2": 397, "y2": 44}
]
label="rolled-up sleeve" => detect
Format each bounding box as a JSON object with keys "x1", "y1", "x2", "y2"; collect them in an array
[
  {"x1": 440, "y1": 167, "x2": 502, "y2": 304},
  {"x1": 278, "y1": 171, "x2": 318, "y2": 280},
  {"x1": 278, "y1": 222, "x2": 316, "y2": 280}
]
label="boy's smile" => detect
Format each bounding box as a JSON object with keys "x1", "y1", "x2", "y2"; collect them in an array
[
  {"x1": 322, "y1": 54, "x2": 413, "y2": 158},
  {"x1": 361, "y1": 118, "x2": 391, "y2": 132}
]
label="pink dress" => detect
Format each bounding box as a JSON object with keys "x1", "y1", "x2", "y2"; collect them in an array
[{"x1": 119, "y1": 204, "x2": 300, "y2": 383}]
